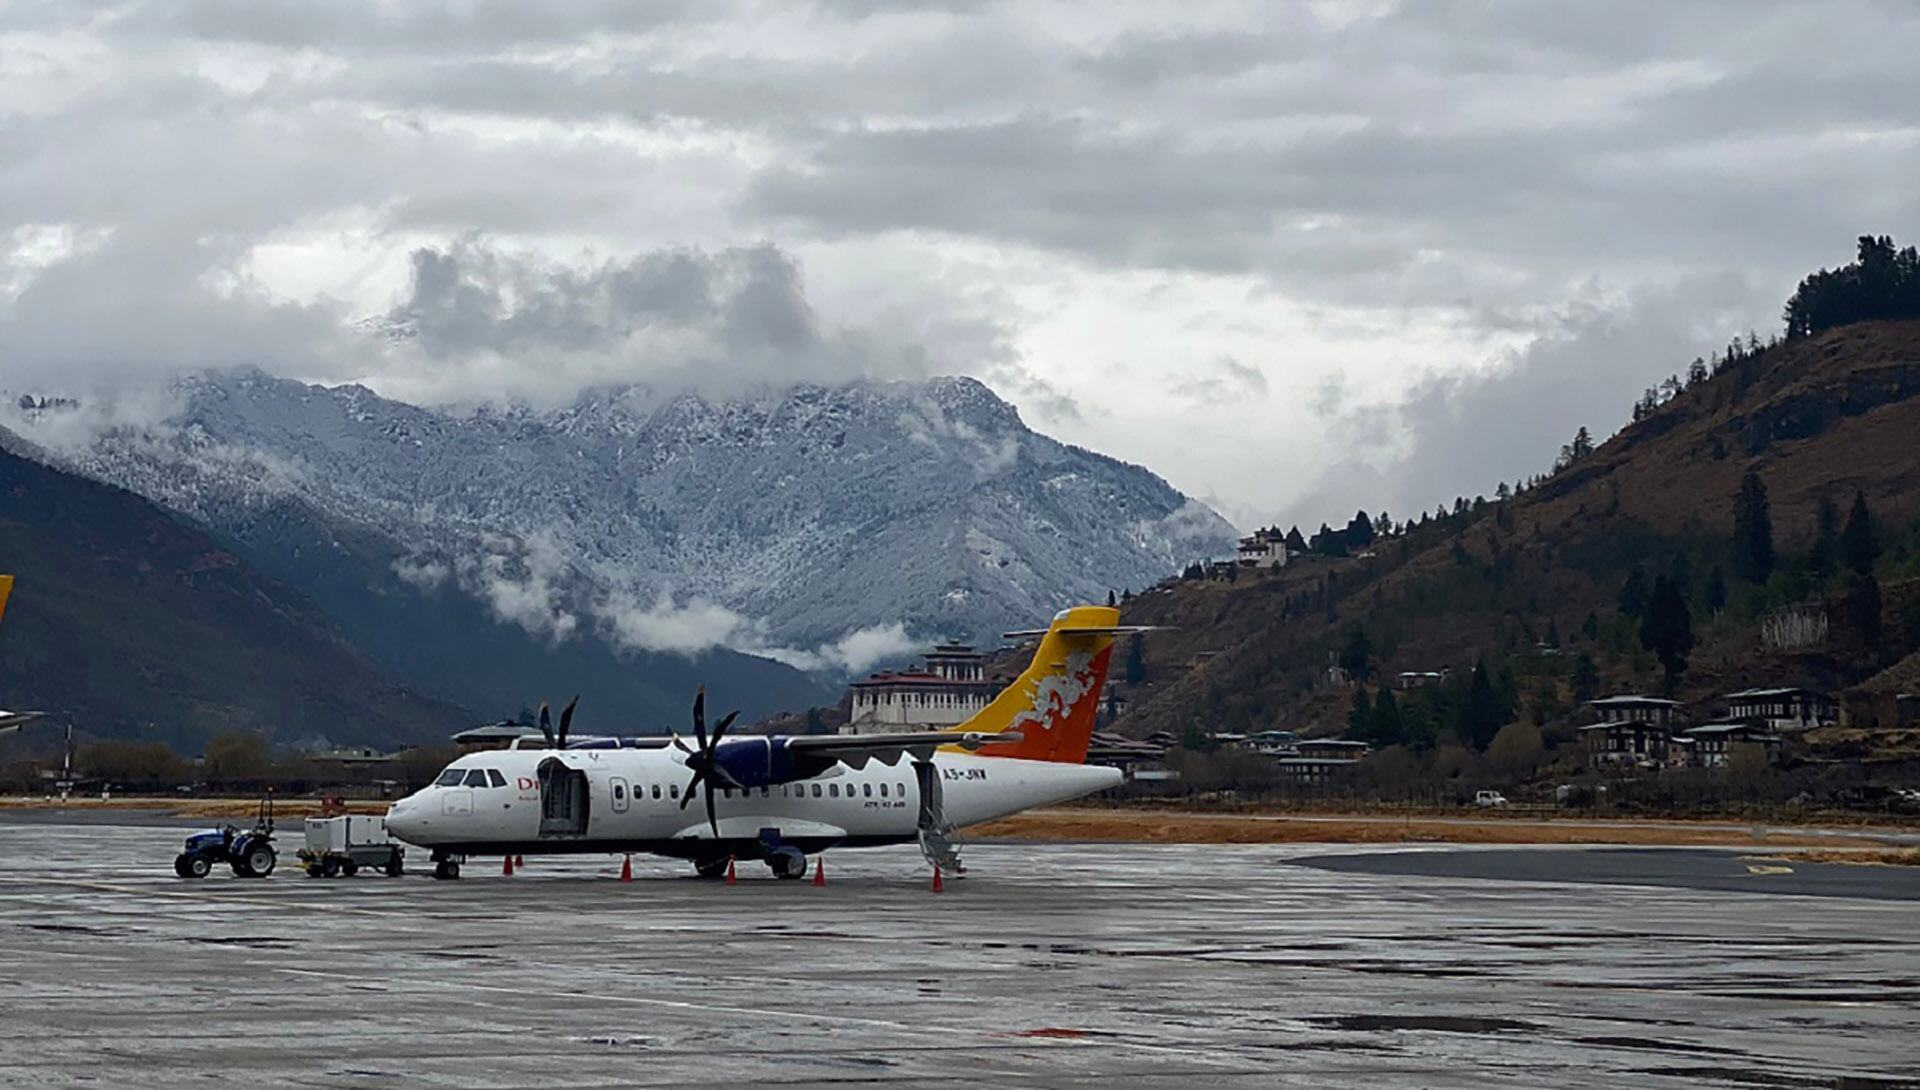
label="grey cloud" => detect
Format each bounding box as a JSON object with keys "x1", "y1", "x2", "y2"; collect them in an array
[
  {"x1": 1276, "y1": 272, "x2": 1775, "y2": 530},
  {"x1": 1172, "y1": 356, "x2": 1268, "y2": 404}
]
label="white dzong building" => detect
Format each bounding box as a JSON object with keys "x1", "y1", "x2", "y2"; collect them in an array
[{"x1": 842, "y1": 644, "x2": 997, "y2": 734}]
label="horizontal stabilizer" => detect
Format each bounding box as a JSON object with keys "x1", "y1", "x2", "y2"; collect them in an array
[
  {"x1": 1001, "y1": 625, "x2": 1162, "y2": 639},
  {"x1": 0, "y1": 710, "x2": 44, "y2": 734}
]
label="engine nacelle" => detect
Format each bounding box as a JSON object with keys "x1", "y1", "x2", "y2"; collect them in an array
[{"x1": 709, "y1": 737, "x2": 837, "y2": 789}]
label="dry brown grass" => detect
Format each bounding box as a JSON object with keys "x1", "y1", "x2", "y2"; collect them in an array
[
  {"x1": 1754, "y1": 847, "x2": 1920, "y2": 867},
  {"x1": 970, "y1": 808, "x2": 1890, "y2": 847},
  {"x1": 0, "y1": 796, "x2": 388, "y2": 819}
]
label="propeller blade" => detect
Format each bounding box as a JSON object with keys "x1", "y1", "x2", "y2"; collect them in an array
[
  {"x1": 558, "y1": 695, "x2": 578, "y2": 748},
  {"x1": 704, "y1": 778, "x2": 720, "y2": 838},
  {"x1": 536, "y1": 702, "x2": 555, "y2": 747},
  {"x1": 671, "y1": 735, "x2": 693, "y2": 754},
  {"x1": 679, "y1": 770, "x2": 704, "y2": 809},
  {"x1": 711, "y1": 710, "x2": 740, "y2": 746},
  {"x1": 692, "y1": 687, "x2": 707, "y2": 752}
]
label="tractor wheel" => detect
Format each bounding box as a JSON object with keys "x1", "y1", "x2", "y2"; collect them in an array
[
  {"x1": 341, "y1": 860, "x2": 360, "y2": 878},
  {"x1": 321, "y1": 857, "x2": 340, "y2": 878},
  {"x1": 306, "y1": 864, "x2": 324, "y2": 878},
  {"x1": 244, "y1": 844, "x2": 276, "y2": 878},
  {"x1": 184, "y1": 854, "x2": 212, "y2": 879},
  {"x1": 174, "y1": 854, "x2": 199, "y2": 879}
]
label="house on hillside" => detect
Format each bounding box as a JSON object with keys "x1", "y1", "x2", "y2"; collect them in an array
[
  {"x1": 843, "y1": 643, "x2": 996, "y2": 734},
  {"x1": 1394, "y1": 670, "x2": 1448, "y2": 689},
  {"x1": 453, "y1": 721, "x2": 543, "y2": 751},
  {"x1": 1589, "y1": 695, "x2": 1683, "y2": 728},
  {"x1": 1235, "y1": 528, "x2": 1291, "y2": 570},
  {"x1": 1580, "y1": 720, "x2": 1672, "y2": 768},
  {"x1": 1277, "y1": 739, "x2": 1370, "y2": 783},
  {"x1": 1722, "y1": 687, "x2": 1835, "y2": 733},
  {"x1": 1680, "y1": 722, "x2": 1783, "y2": 768}
]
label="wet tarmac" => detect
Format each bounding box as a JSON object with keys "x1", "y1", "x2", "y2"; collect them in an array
[{"x1": 1, "y1": 820, "x2": 1916, "y2": 1088}]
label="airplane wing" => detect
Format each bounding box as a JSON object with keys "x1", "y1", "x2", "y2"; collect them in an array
[
  {"x1": 783, "y1": 730, "x2": 1023, "y2": 768},
  {"x1": 0, "y1": 710, "x2": 43, "y2": 734}
]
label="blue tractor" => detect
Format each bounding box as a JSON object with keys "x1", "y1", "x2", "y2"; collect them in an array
[{"x1": 174, "y1": 795, "x2": 278, "y2": 879}]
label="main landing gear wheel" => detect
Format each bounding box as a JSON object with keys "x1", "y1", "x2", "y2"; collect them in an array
[
  {"x1": 433, "y1": 859, "x2": 462, "y2": 880},
  {"x1": 694, "y1": 857, "x2": 731, "y2": 880},
  {"x1": 767, "y1": 846, "x2": 808, "y2": 880}
]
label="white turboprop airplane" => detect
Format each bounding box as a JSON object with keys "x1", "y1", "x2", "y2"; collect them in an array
[
  {"x1": 0, "y1": 576, "x2": 44, "y2": 735},
  {"x1": 385, "y1": 605, "x2": 1138, "y2": 879}
]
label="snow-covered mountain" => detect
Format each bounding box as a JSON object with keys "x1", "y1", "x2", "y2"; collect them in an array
[{"x1": 13, "y1": 372, "x2": 1233, "y2": 671}]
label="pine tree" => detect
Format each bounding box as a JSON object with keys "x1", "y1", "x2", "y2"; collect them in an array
[
  {"x1": 1347, "y1": 686, "x2": 1374, "y2": 740},
  {"x1": 1842, "y1": 490, "x2": 1878, "y2": 575},
  {"x1": 1460, "y1": 661, "x2": 1505, "y2": 750},
  {"x1": 1372, "y1": 686, "x2": 1402, "y2": 747},
  {"x1": 1846, "y1": 573, "x2": 1883, "y2": 644},
  {"x1": 1339, "y1": 627, "x2": 1374, "y2": 682},
  {"x1": 1124, "y1": 633, "x2": 1146, "y2": 685},
  {"x1": 1572, "y1": 651, "x2": 1600, "y2": 704},
  {"x1": 1811, "y1": 494, "x2": 1841, "y2": 579},
  {"x1": 1106, "y1": 589, "x2": 1117, "y2": 607},
  {"x1": 1284, "y1": 525, "x2": 1308, "y2": 553},
  {"x1": 1732, "y1": 469, "x2": 1775, "y2": 584},
  {"x1": 1639, "y1": 574, "x2": 1696, "y2": 691},
  {"x1": 1618, "y1": 565, "x2": 1651, "y2": 619},
  {"x1": 1581, "y1": 612, "x2": 1600, "y2": 641},
  {"x1": 1705, "y1": 566, "x2": 1728, "y2": 613}
]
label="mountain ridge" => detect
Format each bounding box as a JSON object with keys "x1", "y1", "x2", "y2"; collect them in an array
[{"x1": 8, "y1": 371, "x2": 1233, "y2": 662}]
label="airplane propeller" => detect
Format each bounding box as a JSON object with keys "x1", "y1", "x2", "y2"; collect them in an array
[
  {"x1": 675, "y1": 687, "x2": 740, "y2": 838},
  {"x1": 534, "y1": 696, "x2": 579, "y2": 749}
]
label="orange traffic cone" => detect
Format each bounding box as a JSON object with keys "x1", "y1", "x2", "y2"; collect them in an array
[
  {"x1": 502, "y1": 854, "x2": 514, "y2": 877},
  {"x1": 812, "y1": 857, "x2": 826, "y2": 886},
  {"x1": 931, "y1": 865, "x2": 943, "y2": 893},
  {"x1": 619, "y1": 854, "x2": 633, "y2": 882},
  {"x1": 725, "y1": 858, "x2": 737, "y2": 884}
]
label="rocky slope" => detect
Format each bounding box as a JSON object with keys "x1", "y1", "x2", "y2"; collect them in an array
[{"x1": 10, "y1": 372, "x2": 1231, "y2": 658}]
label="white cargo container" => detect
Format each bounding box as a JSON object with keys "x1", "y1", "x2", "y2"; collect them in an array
[{"x1": 298, "y1": 816, "x2": 405, "y2": 878}]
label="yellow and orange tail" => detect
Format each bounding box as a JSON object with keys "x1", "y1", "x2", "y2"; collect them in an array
[
  {"x1": 961, "y1": 605, "x2": 1124, "y2": 763},
  {"x1": 0, "y1": 576, "x2": 12, "y2": 626}
]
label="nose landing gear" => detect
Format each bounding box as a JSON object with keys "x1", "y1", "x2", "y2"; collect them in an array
[{"x1": 431, "y1": 852, "x2": 464, "y2": 880}]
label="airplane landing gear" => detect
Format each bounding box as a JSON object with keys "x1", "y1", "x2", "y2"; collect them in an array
[
  {"x1": 767, "y1": 846, "x2": 808, "y2": 880},
  {"x1": 431, "y1": 852, "x2": 463, "y2": 880}
]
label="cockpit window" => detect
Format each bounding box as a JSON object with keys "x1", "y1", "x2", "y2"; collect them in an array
[
  {"x1": 435, "y1": 769, "x2": 465, "y2": 787},
  {"x1": 463, "y1": 769, "x2": 490, "y2": 788},
  {"x1": 486, "y1": 769, "x2": 507, "y2": 788}
]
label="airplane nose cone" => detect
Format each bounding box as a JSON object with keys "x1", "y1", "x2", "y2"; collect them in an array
[{"x1": 385, "y1": 795, "x2": 429, "y2": 844}]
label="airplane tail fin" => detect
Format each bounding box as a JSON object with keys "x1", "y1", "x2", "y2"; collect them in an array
[
  {"x1": 0, "y1": 575, "x2": 12, "y2": 626},
  {"x1": 961, "y1": 605, "x2": 1133, "y2": 763}
]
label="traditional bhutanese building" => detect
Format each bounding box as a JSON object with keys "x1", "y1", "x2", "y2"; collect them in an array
[{"x1": 842, "y1": 644, "x2": 997, "y2": 734}]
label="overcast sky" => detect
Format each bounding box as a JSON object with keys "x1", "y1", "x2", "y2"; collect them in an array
[{"x1": 3, "y1": 1, "x2": 1917, "y2": 531}]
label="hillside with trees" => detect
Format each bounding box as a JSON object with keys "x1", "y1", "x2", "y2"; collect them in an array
[
  {"x1": 1111, "y1": 238, "x2": 1920, "y2": 801},
  {"x1": 0, "y1": 436, "x2": 472, "y2": 753}
]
